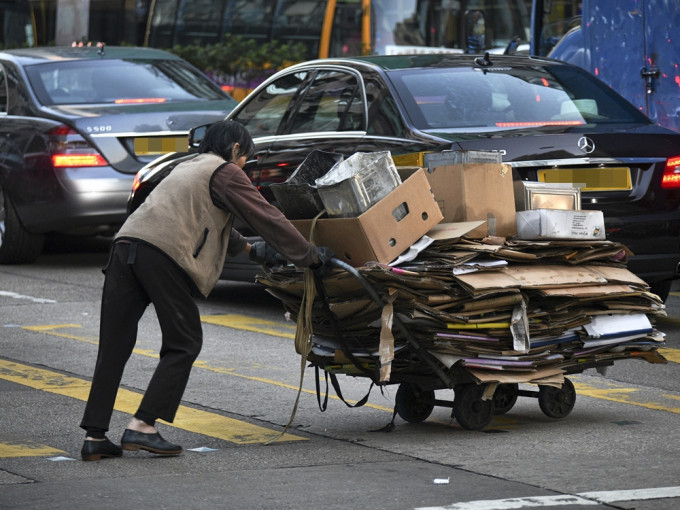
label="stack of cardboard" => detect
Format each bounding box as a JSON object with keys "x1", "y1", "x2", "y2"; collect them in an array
[
  {"x1": 259, "y1": 229, "x2": 667, "y2": 387},
  {"x1": 261, "y1": 153, "x2": 667, "y2": 388}
]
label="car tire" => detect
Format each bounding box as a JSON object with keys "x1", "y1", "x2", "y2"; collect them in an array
[
  {"x1": 649, "y1": 279, "x2": 672, "y2": 303},
  {"x1": 0, "y1": 188, "x2": 44, "y2": 264}
]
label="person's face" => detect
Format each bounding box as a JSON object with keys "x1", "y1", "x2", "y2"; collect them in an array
[{"x1": 231, "y1": 143, "x2": 247, "y2": 169}]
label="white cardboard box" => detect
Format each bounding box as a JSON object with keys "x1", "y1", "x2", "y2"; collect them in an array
[{"x1": 516, "y1": 209, "x2": 606, "y2": 240}]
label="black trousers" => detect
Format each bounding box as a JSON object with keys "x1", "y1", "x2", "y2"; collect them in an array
[{"x1": 80, "y1": 241, "x2": 203, "y2": 433}]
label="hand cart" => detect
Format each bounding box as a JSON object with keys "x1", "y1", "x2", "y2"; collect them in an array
[{"x1": 306, "y1": 258, "x2": 586, "y2": 431}]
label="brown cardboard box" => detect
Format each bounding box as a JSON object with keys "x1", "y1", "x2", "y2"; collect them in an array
[
  {"x1": 291, "y1": 168, "x2": 443, "y2": 266},
  {"x1": 418, "y1": 163, "x2": 516, "y2": 238}
]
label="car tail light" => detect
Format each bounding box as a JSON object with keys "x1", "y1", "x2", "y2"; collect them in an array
[
  {"x1": 662, "y1": 156, "x2": 680, "y2": 189},
  {"x1": 47, "y1": 125, "x2": 109, "y2": 168},
  {"x1": 131, "y1": 172, "x2": 142, "y2": 192}
]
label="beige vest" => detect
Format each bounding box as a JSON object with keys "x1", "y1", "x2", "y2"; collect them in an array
[{"x1": 117, "y1": 153, "x2": 233, "y2": 297}]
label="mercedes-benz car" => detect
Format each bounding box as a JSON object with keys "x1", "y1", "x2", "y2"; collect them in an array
[
  {"x1": 0, "y1": 45, "x2": 237, "y2": 263},
  {"x1": 129, "y1": 53, "x2": 680, "y2": 301}
]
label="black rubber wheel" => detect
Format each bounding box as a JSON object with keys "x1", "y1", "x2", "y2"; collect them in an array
[
  {"x1": 0, "y1": 187, "x2": 44, "y2": 264},
  {"x1": 538, "y1": 378, "x2": 576, "y2": 418},
  {"x1": 395, "y1": 383, "x2": 435, "y2": 423},
  {"x1": 453, "y1": 384, "x2": 494, "y2": 430},
  {"x1": 493, "y1": 383, "x2": 519, "y2": 415},
  {"x1": 649, "y1": 280, "x2": 671, "y2": 303}
]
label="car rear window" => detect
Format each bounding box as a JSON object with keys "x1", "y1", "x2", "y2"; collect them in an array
[
  {"x1": 25, "y1": 59, "x2": 228, "y2": 106},
  {"x1": 389, "y1": 64, "x2": 649, "y2": 131}
]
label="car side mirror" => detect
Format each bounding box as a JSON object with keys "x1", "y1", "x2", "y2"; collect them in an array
[{"x1": 188, "y1": 124, "x2": 210, "y2": 149}]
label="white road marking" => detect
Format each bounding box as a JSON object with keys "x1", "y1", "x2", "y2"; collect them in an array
[
  {"x1": 0, "y1": 291, "x2": 56, "y2": 304},
  {"x1": 416, "y1": 486, "x2": 680, "y2": 509}
]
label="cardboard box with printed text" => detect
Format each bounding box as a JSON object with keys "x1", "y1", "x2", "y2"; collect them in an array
[
  {"x1": 516, "y1": 209, "x2": 606, "y2": 240},
  {"x1": 291, "y1": 168, "x2": 443, "y2": 266}
]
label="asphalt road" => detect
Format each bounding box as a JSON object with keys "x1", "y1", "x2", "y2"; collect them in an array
[{"x1": 1, "y1": 236, "x2": 680, "y2": 510}]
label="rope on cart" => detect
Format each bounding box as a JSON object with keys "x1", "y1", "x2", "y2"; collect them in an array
[
  {"x1": 264, "y1": 215, "x2": 322, "y2": 444},
  {"x1": 267, "y1": 222, "x2": 453, "y2": 442}
]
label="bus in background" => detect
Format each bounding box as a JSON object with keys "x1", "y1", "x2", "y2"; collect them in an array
[
  {"x1": 1, "y1": 0, "x2": 35, "y2": 48},
  {"x1": 147, "y1": 0, "x2": 530, "y2": 59},
  {"x1": 530, "y1": 0, "x2": 680, "y2": 132}
]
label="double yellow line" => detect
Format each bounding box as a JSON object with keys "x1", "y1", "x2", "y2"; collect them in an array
[{"x1": 2, "y1": 313, "x2": 680, "y2": 459}]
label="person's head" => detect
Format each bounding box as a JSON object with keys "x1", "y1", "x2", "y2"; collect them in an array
[{"x1": 197, "y1": 120, "x2": 255, "y2": 168}]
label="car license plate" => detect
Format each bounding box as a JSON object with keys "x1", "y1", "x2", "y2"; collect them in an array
[
  {"x1": 538, "y1": 167, "x2": 632, "y2": 191},
  {"x1": 134, "y1": 136, "x2": 187, "y2": 155}
]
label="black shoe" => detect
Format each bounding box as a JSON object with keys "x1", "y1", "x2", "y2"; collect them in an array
[
  {"x1": 120, "y1": 429, "x2": 182, "y2": 455},
  {"x1": 81, "y1": 438, "x2": 123, "y2": 461}
]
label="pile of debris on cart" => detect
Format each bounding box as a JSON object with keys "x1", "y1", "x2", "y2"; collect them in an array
[
  {"x1": 258, "y1": 150, "x2": 668, "y2": 430},
  {"x1": 261, "y1": 232, "x2": 667, "y2": 371}
]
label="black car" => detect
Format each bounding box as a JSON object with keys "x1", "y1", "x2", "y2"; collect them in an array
[
  {"x1": 130, "y1": 53, "x2": 680, "y2": 301},
  {"x1": 0, "y1": 45, "x2": 238, "y2": 263}
]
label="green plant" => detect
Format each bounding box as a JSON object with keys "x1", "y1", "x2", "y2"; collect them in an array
[{"x1": 168, "y1": 34, "x2": 307, "y2": 88}]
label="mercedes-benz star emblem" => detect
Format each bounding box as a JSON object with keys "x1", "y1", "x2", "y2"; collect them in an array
[{"x1": 577, "y1": 136, "x2": 595, "y2": 154}]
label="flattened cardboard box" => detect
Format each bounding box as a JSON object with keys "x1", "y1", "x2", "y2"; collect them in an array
[
  {"x1": 516, "y1": 209, "x2": 606, "y2": 240},
  {"x1": 422, "y1": 163, "x2": 516, "y2": 238},
  {"x1": 291, "y1": 168, "x2": 443, "y2": 266}
]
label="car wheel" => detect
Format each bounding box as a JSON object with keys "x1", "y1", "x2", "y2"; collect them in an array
[
  {"x1": 0, "y1": 187, "x2": 45, "y2": 264},
  {"x1": 649, "y1": 280, "x2": 671, "y2": 303}
]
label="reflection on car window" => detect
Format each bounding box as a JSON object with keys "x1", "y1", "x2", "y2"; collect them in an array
[
  {"x1": 364, "y1": 78, "x2": 404, "y2": 137},
  {"x1": 391, "y1": 65, "x2": 647, "y2": 131},
  {"x1": 290, "y1": 70, "x2": 365, "y2": 133},
  {"x1": 0, "y1": 65, "x2": 7, "y2": 113},
  {"x1": 25, "y1": 59, "x2": 227, "y2": 106},
  {"x1": 232, "y1": 71, "x2": 308, "y2": 137}
]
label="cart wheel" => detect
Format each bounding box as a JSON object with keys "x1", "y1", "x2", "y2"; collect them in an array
[
  {"x1": 395, "y1": 383, "x2": 435, "y2": 423},
  {"x1": 453, "y1": 384, "x2": 494, "y2": 430},
  {"x1": 538, "y1": 378, "x2": 576, "y2": 418},
  {"x1": 493, "y1": 383, "x2": 519, "y2": 415}
]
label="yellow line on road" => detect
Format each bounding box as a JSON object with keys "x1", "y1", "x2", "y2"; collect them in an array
[
  {"x1": 0, "y1": 359, "x2": 305, "y2": 446},
  {"x1": 21, "y1": 319, "x2": 393, "y2": 412},
  {"x1": 16, "y1": 317, "x2": 680, "y2": 420},
  {"x1": 659, "y1": 347, "x2": 680, "y2": 363},
  {"x1": 201, "y1": 314, "x2": 296, "y2": 338},
  {"x1": 0, "y1": 440, "x2": 64, "y2": 458},
  {"x1": 571, "y1": 375, "x2": 680, "y2": 414}
]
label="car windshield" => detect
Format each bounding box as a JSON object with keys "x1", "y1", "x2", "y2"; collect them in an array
[
  {"x1": 389, "y1": 64, "x2": 649, "y2": 132},
  {"x1": 25, "y1": 59, "x2": 227, "y2": 106}
]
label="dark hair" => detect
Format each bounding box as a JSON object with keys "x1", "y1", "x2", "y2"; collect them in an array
[{"x1": 197, "y1": 120, "x2": 255, "y2": 162}]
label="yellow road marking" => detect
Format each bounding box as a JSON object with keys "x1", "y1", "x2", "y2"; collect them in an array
[
  {"x1": 21, "y1": 320, "x2": 393, "y2": 412},
  {"x1": 0, "y1": 440, "x2": 64, "y2": 458},
  {"x1": 201, "y1": 314, "x2": 296, "y2": 338},
  {"x1": 0, "y1": 359, "x2": 304, "y2": 446},
  {"x1": 571, "y1": 377, "x2": 680, "y2": 414},
  {"x1": 659, "y1": 347, "x2": 680, "y2": 363},
  {"x1": 12, "y1": 315, "x2": 680, "y2": 428}
]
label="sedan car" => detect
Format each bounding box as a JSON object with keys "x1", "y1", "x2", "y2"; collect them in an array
[
  {"x1": 0, "y1": 45, "x2": 237, "y2": 263},
  {"x1": 130, "y1": 53, "x2": 680, "y2": 301}
]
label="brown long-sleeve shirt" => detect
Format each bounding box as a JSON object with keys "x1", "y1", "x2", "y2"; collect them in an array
[{"x1": 209, "y1": 161, "x2": 317, "y2": 266}]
